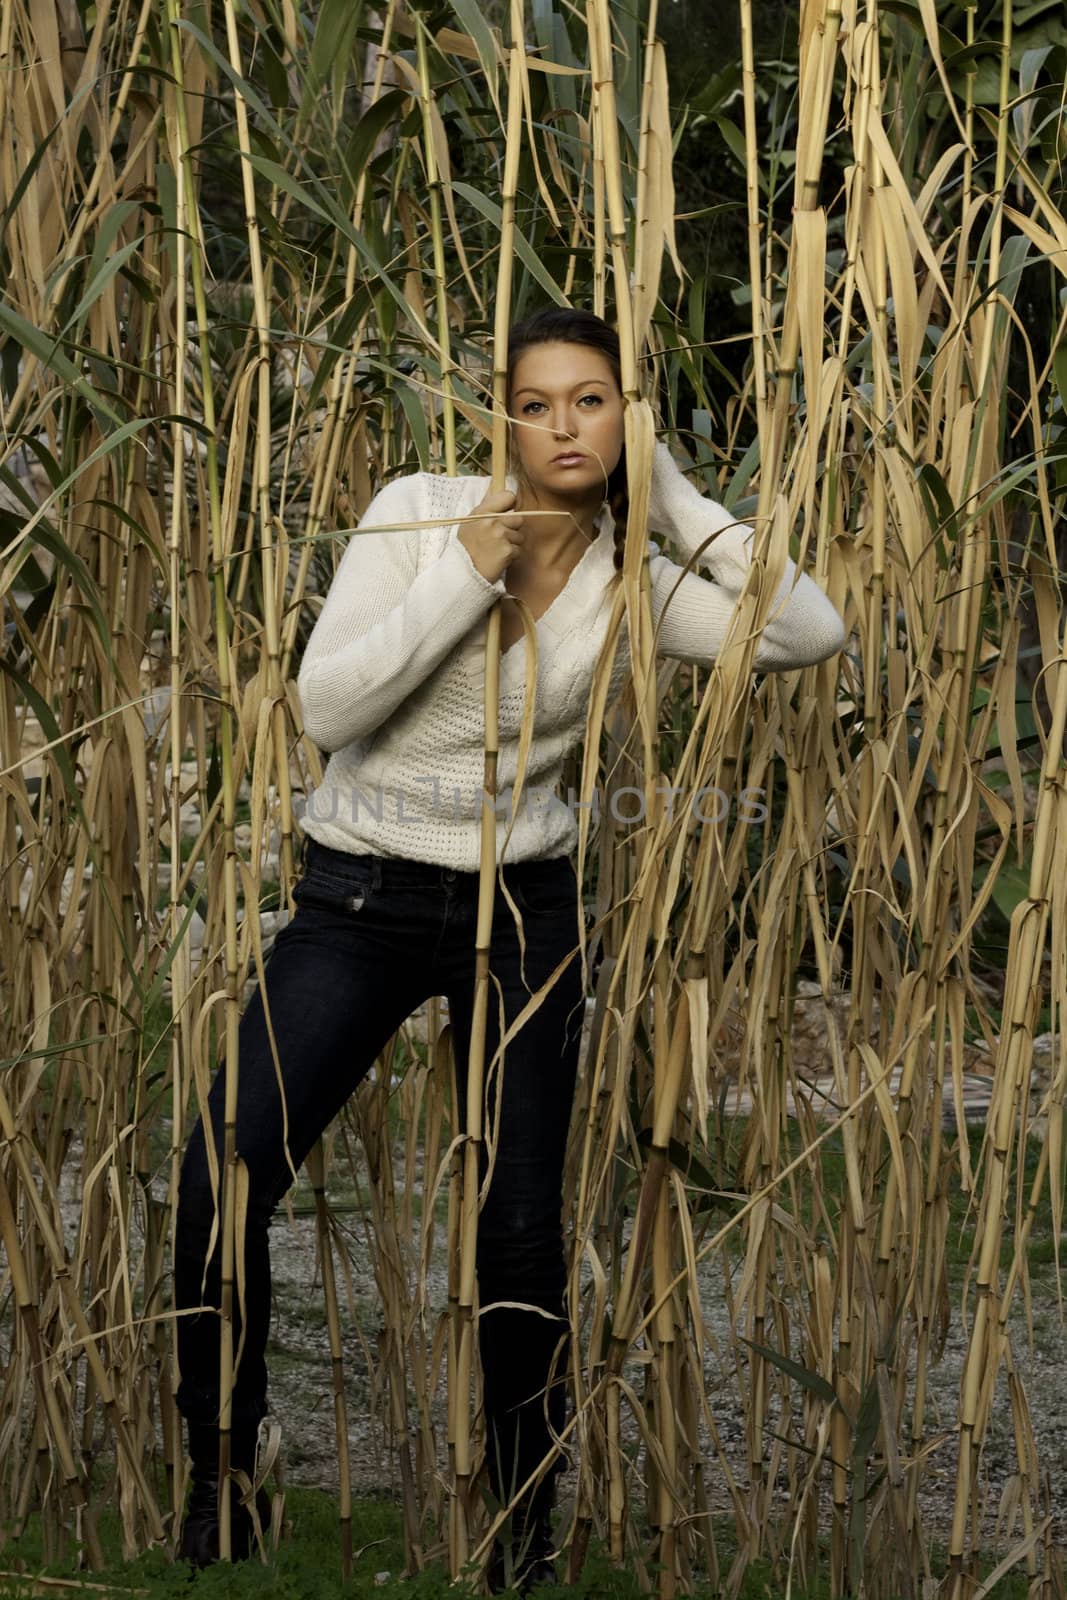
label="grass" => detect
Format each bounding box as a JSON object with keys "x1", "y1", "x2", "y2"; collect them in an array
[{"x1": 0, "y1": 1490, "x2": 1033, "y2": 1599}]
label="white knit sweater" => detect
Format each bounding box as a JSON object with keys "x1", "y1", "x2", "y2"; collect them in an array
[{"x1": 297, "y1": 444, "x2": 846, "y2": 869}]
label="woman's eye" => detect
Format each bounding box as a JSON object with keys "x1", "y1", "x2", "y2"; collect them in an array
[
  {"x1": 578, "y1": 394, "x2": 603, "y2": 407},
  {"x1": 522, "y1": 401, "x2": 546, "y2": 415}
]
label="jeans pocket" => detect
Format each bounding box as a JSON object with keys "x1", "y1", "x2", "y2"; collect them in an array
[
  {"x1": 293, "y1": 853, "x2": 376, "y2": 915},
  {"x1": 513, "y1": 860, "x2": 577, "y2": 917}
]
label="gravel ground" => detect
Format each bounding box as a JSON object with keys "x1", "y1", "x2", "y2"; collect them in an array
[{"x1": 252, "y1": 995, "x2": 1067, "y2": 1570}]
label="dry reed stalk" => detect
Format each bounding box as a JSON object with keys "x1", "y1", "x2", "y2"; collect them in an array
[
  {"x1": 161, "y1": 0, "x2": 243, "y2": 1556},
  {"x1": 281, "y1": 1, "x2": 402, "y2": 685},
  {"x1": 450, "y1": 15, "x2": 526, "y2": 1578},
  {"x1": 220, "y1": 0, "x2": 296, "y2": 895},
  {"x1": 415, "y1": 18, "x2": 458, "y2": 476},
  {"x1": 0, "y1": 1172, "x2": 103, "y2": 1569},
  {"x1": 306, "y1": 1139, "x2": 353, "y2": 1576},
  {"x1": 580, "y1": 6, "x2": 707, "y2": 1589},
  {"x1": 738, "y1": 0, "x2": 766, "y2": 443}
]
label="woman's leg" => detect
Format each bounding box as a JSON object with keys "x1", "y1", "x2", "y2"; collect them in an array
[
  {"x1": 174, "y1": 845, "x2": 433, "y2": 1463},
  {"x1": 439, "y1": 859, "x2": 585, "y2": 1536}
]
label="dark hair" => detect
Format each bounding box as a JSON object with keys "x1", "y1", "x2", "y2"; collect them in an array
[{"x1": 506, "y1": 307, "x2": 629, "y2": 573}]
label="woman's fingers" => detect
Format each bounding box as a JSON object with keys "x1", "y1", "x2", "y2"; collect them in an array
[
  {"x1": 458, "y1": 487, "x2": 526, "y2": 581},
  {"x1": 474, "y1": 488, "x2": 518, "y2": 515}
]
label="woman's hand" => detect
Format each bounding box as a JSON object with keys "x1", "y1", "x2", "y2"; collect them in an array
[
  {"x1": 647, "y1": 440, "x2": 706, "y2": 528},
  {"x1": 647, "y1": 440, "x2": 751, "y2": 579},
  {"x1": 458, "y1": 489, "x2": 526, "y2": 583}
]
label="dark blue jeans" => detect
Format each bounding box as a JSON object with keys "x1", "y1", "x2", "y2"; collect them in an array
[{"x1": 174, "y1": 837, "x2": 585, "y2": 1509}]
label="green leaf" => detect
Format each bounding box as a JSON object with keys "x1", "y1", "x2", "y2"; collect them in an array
[
  {"x1": 7, "y1": 514, "x2": 111, "y2": 645},
  {"x1": 304, "y1": 282, "x2": 376, "y2": 411},
  {"x1": 987, "y1": 858, "x2": 1033, "y2": 921},
  {"x1": 634, "y1": 1125, "x2": 730, "y2": 1198},
  {"x1": 847, "y1": 1470, "x2": 866, "y2": 1596},
  {"x1": 0, "y1": 659, "x2": 80, "y2": 805},
  {"x1": 0, "y1": 1033, "x2": 111, "y2": 1070},
  {"x1": 155, "y1": 162, "x2": 181, "y2": 281},
  {"x1": 396, "y1": 378, "x2": 431, "y2": 469},
  {"x1": 741, "y1": 1337, "x2": 843, "y2": 1413},
  {"x1": 850, "y1": 1372, "x2": 882, "y2": 1469},
  {"x1": 60, "y1": 236, "x2": 144, "y2": 339},
  {"x1": 309, "y1": 0, "x2": 364, "y2": 92},
  {"x1": 690, "y1": 62, "x2": 743, "y2": 117},
  {"x1": 139, "y1": 898, "x2": 205, "y2": 1018},
  {"x1": 725, "y1": 433, "x2": 762, "y2": 510},
  {"x1": 876, "y1": 0, "x2": 921, "y2": 25},
  {"x1": 451, "y1": 182, "x2": 568, "y2": 305},
  {"x1": 86, "y1": 201, "x2": 139, "y2": 291},
  {"x1": 1053, "y1": 341, "x2": 1067, "y2": 419},
  {"x1": 1015, "y1": 0, "x2": 1066, "y2": 19},
  {"x1": 995, "y1": 232, "x2": 1032, "y2": 304},
  {"x1": 11, "y1": 414, "x2": 169, "y2": 661},
  {"x1": 916, "y1": 462, "x2": 957, "y2": 563},
  {"x1": 0, "y1": 463, "x2": 44, "y2": 515},
  {"x1": 957, "y1": 457, "x2": 1051, "y2": 533},
  {"x1": 0, "y1": 300, "x2": 123, "y2": 428},
  {"x1": 236, "y1": 150, "x2": 417, "y2": 335},
  {"x1": 340, "y1": 89, "x2": 409, "y2": 196},
  {"x1": 448, "y1": 0, "x2": 500, "y2": 95},
  {"x1": 262, "y1": 32, "x2": 290, "y2": 110},
  {"x1": 244, "y1": 152, "x2": 342, "y2": 228},
  {"x1": 711, "y1": 114, "x2": 747, "y2": 168}
]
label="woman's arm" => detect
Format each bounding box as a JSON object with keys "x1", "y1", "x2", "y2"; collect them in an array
[
  {"x1": 297, "y1": 475, "x2": 506, "y2": 753},
  {"x1": 644, "y1": 442, "x2": 846, "y2": 670}
]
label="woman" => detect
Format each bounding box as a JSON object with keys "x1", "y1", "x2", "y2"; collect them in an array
[{"x1": 173, "y1": 307, "x2": 846, "y2": 1590}]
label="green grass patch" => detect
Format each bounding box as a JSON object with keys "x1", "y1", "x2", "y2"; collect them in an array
[{"x1": 0, "y1": 1491, "x2": 1034, "y2": 1600}]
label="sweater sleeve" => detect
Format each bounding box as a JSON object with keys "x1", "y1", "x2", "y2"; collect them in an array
[
  {"x1": 644, "y1": 442, "x2": 846, "y2": 671},
  {"x1": 297, "y1": 474, "x2": 507, "y2": 752}
]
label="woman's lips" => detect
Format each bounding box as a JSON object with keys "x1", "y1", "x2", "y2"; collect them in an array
[{"x1": 552, "y1": 453, "x2": 587, "y2": 465}]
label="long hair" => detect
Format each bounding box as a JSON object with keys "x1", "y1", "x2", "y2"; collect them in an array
[{"x1": 505, "y1": 308, "x2": 629, "y2": 572}]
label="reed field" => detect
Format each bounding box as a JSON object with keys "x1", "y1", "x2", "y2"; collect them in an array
[{"x1": 1, "y1": 0, "x2": 1065, "y2": 1594}]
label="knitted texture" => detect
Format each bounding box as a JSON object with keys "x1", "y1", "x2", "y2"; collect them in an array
[{"x1": 297, "y1": 454, "x2": 846, "y2": 869}]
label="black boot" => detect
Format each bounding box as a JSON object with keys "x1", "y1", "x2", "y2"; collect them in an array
[
  {"x1": 179, "y1": 1422, "x2": 271, "y2": 1569},
  {"x1": 486, "y1": 1487, "x2": 558, "y2": 1595}
]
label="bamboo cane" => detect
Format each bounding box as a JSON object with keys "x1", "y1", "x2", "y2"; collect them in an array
[
  {"x1": 451, "y1": 17, "x2": 525, "y2": 1578},
  {"x1": 738, "y1": 0, "x2": 767, "y2": 443},
  {"x1": 305, "y1": 1139, "x2": 352, "y2": 1576},
  {"x1": 164, "y1": 0, "x2": 243, "y2": 1557},
  {"x1": 220, "y1": 0, "x2": 296, "y2": 897},
  {"x1": 416, "y1": 15, "x2": 458, "y2": 477}
]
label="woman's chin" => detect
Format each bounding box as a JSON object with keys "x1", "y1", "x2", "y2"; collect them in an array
[{"x1": 524, "y1": 466, "x2": 608, "y2": 500}]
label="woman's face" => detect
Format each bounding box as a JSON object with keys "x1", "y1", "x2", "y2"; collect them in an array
[{"x1": 508, "y1": 341, "x2": 625, "y2": 501}]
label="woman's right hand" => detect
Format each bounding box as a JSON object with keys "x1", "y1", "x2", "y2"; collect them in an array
[{"x1": 457, "y1": 489, "x2": 526, "y2": 583}]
